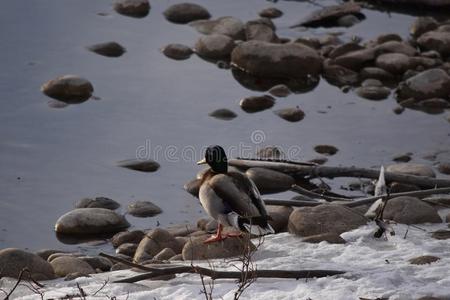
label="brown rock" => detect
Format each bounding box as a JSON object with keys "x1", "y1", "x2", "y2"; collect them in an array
[
  {"x1": 113, "y1": 0, "x2": 150, "y2": 18},
  {"x1": 239, "y1": 95, "x2": 275, "y2": 113},
  {"x1": 0, "y1": 248, "x2": 55, "y2": 280},
  {"x1": 153, "y1": 248, "x2": 176, "y2": 261},
  {"x1": 408, "y1": 255, "x2": 440, "y2": 265},
  {"x1": 182, "y1": 236, "x2": 254, "y2": 260},
  {"x1": 386, "y1": 163, "x2": 435, "y2": 177},
  {"x1": 274, "y1": 107, "x2": 305, "y2": 122},
  {"x1": 314, "y1": 144, "x2": 338, "y2": 156},
  {"x1": 116, "y1": 243, "x2": 138, "y2": 257},
  {"x1": 246, "y1": 167, "x2": 295, "y2": 194},
  {"x1": 431, "y1": 230, "x2": 450, "y2": 240},
  {"x1": 111, "y1": 230, "x2": 145, "y2": 248},
  {"x1": 134, "y1": 228, "x2": 182, "y2": 262},
  {"x1": 382, "y1": 196, "x2": 441, "y2": 224},
  {"x1": 163, "y1": 3, "x2": 210, "y2": 24},
  {"x1": 50, "y1": 256, "x2": 95, "y2": 277},
  {"x1": 302, "y1": 233, "x2": 346, "y2": 244},
  {"x1": 267, "y1": 205, "x2": 293, "y2": 233}
]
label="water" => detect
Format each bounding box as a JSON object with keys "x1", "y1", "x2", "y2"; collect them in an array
[{"x1": 0, "y1": 0, "x2": 449, "y2": 251}]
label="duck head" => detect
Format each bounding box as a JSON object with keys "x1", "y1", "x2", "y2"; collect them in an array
[{"x1": 197, "y1": 145, "x2": 228, "y2": 173}]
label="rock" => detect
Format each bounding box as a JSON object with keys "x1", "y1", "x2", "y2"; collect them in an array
[
  {"x1": 116, "y1": 243, "x2": 138, "y2": 256},
  {"x1": 288, "y1": 204, "x2": 367, "y2": 236},
  {"x1": 361, "y1": 79, "x2": 383, "y2": 87},
  {"x1": 389, "y1": 182, "x2": 420, "y2": 193},
  {"x1": 375, "y1": 53, "x2": 413, "y2": 74},
  {"x1": 0, "y1": 248, "x2": 55, "y2": 280},
  {"x1": 274, "y1": 107, "x2": 305, "y2": 122},
  {"x1": 376, "y1": 33, "x2": 403, "y2": 44},
  {"x1": 259, "y1": 7, "x2": 283, "y2": 19},
  {"x1": 323, "y1": 62, "x2": 359, "y2": 87},
  {"x1": 333, "y1": 48, "x2": 376, "y2": 71},
  {"x1": 431, "y1": 230, "x2": 450, "y2": 240},
  {"x1": 397, "y1": 69, "x2": 450, "y2": 101},
  {"x1": 356, "y1": 85, "x2": 390, "y2": 100},
  {"x1": 190, "y1": 16, "x2": 245, "y2": 40},
  {"x1": 422, "y1": 194, "x2": 450, "y2": 207},
  {"x1": 328, "y1": 43, "x2": 364, "y2": 59},
  {"x1": 267, "y1": 205, "x2": 293, "y2": 233},
  {"x1": 35, "y1": 249, "x2": 67, "y2": 261},
  {"x1": 239, "y1": 95, "x2": 275, "y2": 113},
  {"x1": 337, "y1": 14, "x2": 361, "y2": 27},
  {"x1": 419, "y1": 98, "x2": 449, "y2": 110},
  {"x1": 169, "y1": 254, "x2": 184, "y2": 261},
  {"x1": 111, "y1": 262, "x2": 130, "y2": 271},
  {"x1": 438, "y1": 162, "x2": 450, "y2": 175},
  {"x1": 246, "y1": 167, "x2": 295, "y2": 194},
  {"x1": 161, "y1": 44, "x2": 193, "y2": 60},
  {"x1": 257, "y1": 146, "x2": 284, "y2": 159},
  {"x1": 408, "y1": 255, "x2": 440, "y2": 265},
  {"x1": 165, "y1": 224, "x2": 197, "y2": 237},
  {"x1": 410, "y1": 57, "x2": 441, "y2": 69},
  {"x1": 41, "y1": 75, "x2": 94, "y2": 104},
  {"x1": 393, "y1": 106, "x2": 405, "y2": 114},
  {"x1": 295, "y1": 37, "x2": 321, "y2": 49},
  {"x1": 153, "y1": 248, "x2": 176, "y2": 261},
  {"x1": 245, "y1": 21, "x2": 278, "y2": 43},
  {"x1": 360, "y1": 67, "x2": 395, "y2": 83},
  {"x1": 386, "y1": 163, "x2": 435, "y2": 177},
  {"x1": 194, "y1": 34, "x2": 235, "y2": 59},
  {"x1": 381, "y1": 196, "x2": 442, "y2": 224},
  {"x1": 111, "y1": 230, "x2": 145, "y2": 247},
  {"x1": 314, "y1": 144, "x2": 338, "y2": 156},
  {"x1": 393, "y1": 153, "x2": 412, "y2": 162},
  {"x1": 64, "y1": 272, "x2": 90, "y2": 281},
  {"x1": 113, "y1": 0, "x2": 150, "y2": 18},
  {"x1": 50, "y1": 256, "x2": 95, "y2": 277},
  {"x1": 47, "y1": 252, "x2": 82, "y2": 262},
  {"x1": 182, "y1": 236, "x2": 254, "y2": 260},
  {"x1": 87, "y1": 41, "x2": 126, "y2": 57},
  {"x1": 417, "y1": 31, "x2": 450, "y2": 56},
  {"x1": 184, "y1": 178, "x2": 201, "y2": 197},
  {"x1": 117, "y1": 159, "x2": 160, "y2": 172},
  {"x1": 75, "y1": 197, "x2": 120, "y2": 210},
  {"x1": 375, "y1": 41, "x2": 417, "y2": 57},
  {"x1": 410, "y1": 17, "x2": 438, "y2": 38},
  {"x1": 208, "y1": 108, "x2": 237, "y2": 120},
  {"x1": 302, "y1": 232, "x2": 346, "y2": 244},
  {"x1": 308, "y1": 156, "x2": 328, "y2": 165},
  {"x1": 134, "y1": 228, "x2": 182, "y2": 263},
  {"x1": 163, "y1": 3, "x2": 210, "y2": 24},
  {"x1": 80, "y1": 256, "x2": 112, "y2": 271},
  {"x1": 55, "y1": 208, "x2": 130, "y2": 235},
  {"x1": 231, "y1": 41, "x2": 322, "y2": 79},
  {"x1": 292, "y1": 2, "x2": 363, "y2": 28},
  {"x1": 127, "y1": 201, "x2": 162, "y2": 217},
  {"x1": 268, "y1": 84, "x2": 291, "y2": 97}
]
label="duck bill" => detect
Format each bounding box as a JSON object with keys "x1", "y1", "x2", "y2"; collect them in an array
[{"x1": 197, "y1": 158, "x2": 207, "y2": 165}]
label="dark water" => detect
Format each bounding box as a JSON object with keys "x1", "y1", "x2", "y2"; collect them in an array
[{"x1": 0, "y1": 0, "x2": 449, "y2": 252}]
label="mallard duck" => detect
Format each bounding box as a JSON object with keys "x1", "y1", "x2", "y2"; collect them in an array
[{"x1": 197, "y1": 145, "x2": 274, "y2": 243}]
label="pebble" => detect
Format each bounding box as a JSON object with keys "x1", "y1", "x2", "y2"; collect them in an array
[
  {"x1": 161, "y1": 44, "x2": 193, "y2": 60},
  {"x1": 408, "y1": 255, "x2": 440, "y2": 265},
  {"x1": 259, "y1": 7, "x2": 283, "y2": 19},
  {"x1": 356, "y1": 85, "x2": 390, "y2": 100},
  {"x1": 208, "y1": 108, "x2": 237, "y2": 120},
  {"x1": 87, "y1": 41, "x2": 126, "y2": 57},
  {"x1": 239, "y1": 95, "x2": 275, "y2": 113},
  {"x1": 268, "y1": 84, "x2": 291, "y2": 97},
  {"x1": 75, "y1": 197, "x2": 120, "y2": 210},
  {"x1": 274, "y1": 107, "x2": 305, "y2": 122},
  {"x1": 113, "y1": 0, "x2": 150, "y2": 18},
  {"x1": 163, "y1": 3, "x2": 210, "y2": 24},
  {"x1": 127, "y1": 200, "x2": 162, "y2": 217},
  {"x1": 194, "y1": 34, "x2": 235, "y2": 59},
  {"x1": 314, "y1": 144, "x2": 338, "y2": 156},
  {"x1": 117, "y1": 159, "x2": 160, "y2": 172},
  {"x1": 41, "y1": 75, "x2": 94, "y2": 104}
]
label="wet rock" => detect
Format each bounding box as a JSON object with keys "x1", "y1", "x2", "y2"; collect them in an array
[
  {"x1": 153, "y1": 248, "x2": 176, "y2": 261},
  {"x1": 117, "y1": 159, "x2": 160, "y2": 172},
  {"x1": 376, "y1": 33, "x2": 403, "y2": 44},
  {"x1": 47, "y1": 252, "x2": 82, "y2": 262},
  {"x1": 356, "y1": 85, "x2": 391, "y2": 100},
  {"x1": 375, "y1": 53, "x2": 413, "y2": 74},
  {"x1": 257, "y1": 146, "x2": 284, "y2": 159},
  {"x1": 323, "y1": 62, "x2": 359, "y2": 87},
  {"x1": 259, "y1": 7, "x2": 283, "y2": 19},
  {"x1": 410, "y1": 57, "x2": 441, "y2": 70},
  {"x1": 208, "y1": 108, "x2": 237, "y2": 120},
  {"x1": 274, "y1": 107, "x2": 305, "y2": 122},
  {"x1": 386, "y1": 163, "x2": 435, "y2": 177},
  {"x1": 393, "y1": 153, "x2": 412, "y2": 162},
  {"x1": 184, "y1": 178, "x2": 201, "y2": 197},
  {"x1": 438, "y1": 162, "x2": 450, "y2": 175},
  {"x1": 417, "y1": 31, "x2": 450, "y2": 57},
  {"x1": 268, "y1": 84, "x2": 291, "y2": 97},
  {"x1": 161, "y1": 44, "x2": 193, "y2": 60},
  {"x1": 231, "y1": 41, "x2": 322, "y2": 79},
  {"x1": 410, "y1": 17, "x2": 438, "y2": 38},
  {"x1": 314, "y1": 144, "x2": 338, "y2": 156},
  {"x1": 239, "y1": 95, "x2": 275, "y2": 113},
  {"x1": 134, "y1": 228, "x2": 181, "y2": 263},
  {"x1": 126, "y1": 201, "x2": 161, "y2": 218},
  {"x1": 393, "y1": 106, "x2": 405, "y2": 114},
  {"x1": 190, "y1": 16, "x2": 245, "y2": 40},
  {"x1": 0, "y1": 248, "x2": 55, "y2": 280},
  {"x1": 333, "y1": 48, "x2": 376, "y2": 71},
  {"x1": 50, "y1": 256, "x2": 95, "y2": 277},
  {"x1": 396, "y1": 69, "x2": 450, "y2": 101},
  {"x1": 267, "y1": 205, "x2": 293, "y2": 233},
  {"x1": 41, "y1": 75, "x2": 93, "y2": 104},
  {"x1": 55, "y1": 208, "x2": 130, "y2": 235},
  {"x1": 360, "y1": 67, "x2": 395, "y2": 83},
  {"x1": 113, "y1": 0, "x2": 150, "y2": 18},
  {"x1": 182, "y1": 236, "x2": 254, "y2": 260},
  {"x1": 245, "y1": 21, "x2": 278, "y2": 43},
  {"x1": 419, "y1": 98, "x2": 449, "y2": 109},
  {"x1": 163, "y1": 3, "x2": 210, "y2": 24},
  {"x1": 288, "y1": 204, "x2": 367, "y2": 236},
  {"x1": 116, "y1": 243, "x2": 138, "y2": 256},
  {"x1": 389, "y1": 182, "x2": 420, "y2": 193},
  {"x1": 87, "y1": 41, "x2": 126, "y2": 57},
  {"x1": 375, "y1": 41, "x2": 417, "y2": 57},
  {"x1": 328, "y1": 43, "x2": 364, "y2": 59},
  {"x1": 80, "y1": 256, "x2": 112, "y2": 271},
  {"x1": 431, "y1": 229, "x2": 450, "y2": 240},
  {"x1": 361, "y1": 79, "x2": 383, "y2": 87},
  {"x1": 382, "y1": 196, "x2": 441, "y2": 224},
  {"x1": 194, "y1": 34, "x2": 235, "y2": 59},
  {"x1": 409, "y1": 255, "x2": 440, "y2": 265},
  {"x1": 246, "y1": 167, "x2": 295, "y2": 194},
  {"x1": 35, "y1": 249, "x2": 67, "y2": 261},
  {"x1": 111, "y1": 230, "x2": 145, "y2": 247},
  {"x1": 291, "y1": 2, "x2": 363, "y2": 28},
  {"x1": 75, "y1": 197, "x2": 120, "y2": 210},
  {"x1": 302, "y1": 232, "x2": 346, "y2": 244},
  {"x1": 295, "y1": 37, "x2": 321, "y2": 49}
]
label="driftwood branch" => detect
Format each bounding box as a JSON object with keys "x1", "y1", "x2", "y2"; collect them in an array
[
  {"x1": 229, "y1": 159, "x2": 450, "y2": 188},
  {"x1": 291, "y1": 184, "x2": 353, "y2": 201},
  {"x1": 99, "y1": 253, "x2": 345, "y2": 283}
]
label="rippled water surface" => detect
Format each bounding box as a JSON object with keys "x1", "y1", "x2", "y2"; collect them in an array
[{"x1": 0, "y1": 0, "x2": 449, "y2": 251}]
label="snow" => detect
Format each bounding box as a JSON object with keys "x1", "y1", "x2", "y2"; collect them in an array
[{"x1": 2, "y1": 222, "x2": 450, "y2": 300}]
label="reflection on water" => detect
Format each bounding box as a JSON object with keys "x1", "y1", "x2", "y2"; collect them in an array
[{"x1": 0, "y1": 0, "x2": 449, "y2": 251}]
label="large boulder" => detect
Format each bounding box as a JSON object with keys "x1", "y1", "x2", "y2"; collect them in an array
[
  {"x1": 41, "y1": 75, "x2": 93, "y2": 104},
  {"x1": 396, "y1": 69, "x2": 450, "y2": 101},
  {"x1": 0, "y1": 248, "x2": 55, "y2": 280},
  {"x1": 50, "y1": 256, "x2": 95, "y2": 277},
  {"x1": 54, "y1": 208, "x2": 130, "y2": 235},
  {"x1": 381, "y1": 196, "x2": 442, "y2": 224},
  {"x1": 231, "y1": 41, "x2": 322, "y2": 79},
  {"x1": 288, "y1": 204, "x2": 367, "y2": 236},
  {"x1": 134, "y1": 228, "x2": 182, "y2": 263}
]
